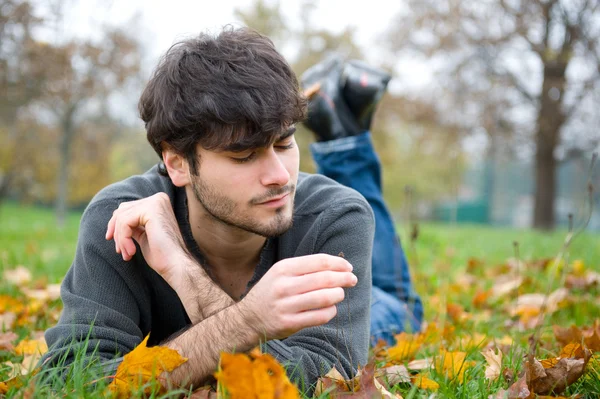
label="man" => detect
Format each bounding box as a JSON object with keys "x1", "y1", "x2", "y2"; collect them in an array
[{"x1": 43, "y1": 27, "x2": 421, "y2": 392}]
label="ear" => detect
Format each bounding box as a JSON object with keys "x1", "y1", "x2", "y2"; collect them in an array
[{"x1": 162, "y1": 146, "x2": 191, "y2": 187}]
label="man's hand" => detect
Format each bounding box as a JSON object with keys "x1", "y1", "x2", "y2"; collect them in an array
[
  {"x1": 105, "y1": 193, "x2": 233, "y2": 324},
  {"x1": 239, "y1": 254, "x2": 358, "y2": 340},
  {"x1": 105, "y1": 193, "x2": 188, "y2": 282}
]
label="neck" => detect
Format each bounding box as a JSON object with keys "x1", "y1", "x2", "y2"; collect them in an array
[{"x1": 185, "y1": 188, "x2": 266, "y2": 273}]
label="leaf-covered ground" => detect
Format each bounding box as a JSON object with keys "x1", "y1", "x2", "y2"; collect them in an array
[{"x1": 1, "y1": 202, "x2": 600, "y2": 398}]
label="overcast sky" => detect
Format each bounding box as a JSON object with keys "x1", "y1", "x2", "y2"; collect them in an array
[{"x1": 55, "y1": 0, "x2": 431, "y2": 89}]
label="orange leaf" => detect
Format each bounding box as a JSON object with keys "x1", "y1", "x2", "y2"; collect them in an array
[
  {"x1": 107, "y1": 335, "x2": 187, "y2": 398},
  {"x1": 386, "y1": 332, "x2": 425, "y2": 362},
  {"x1": 412, "y1": 373, "x2": 439, "y2": 390},
  {"x1": 215, "y1": 351, "x2": 299, "y2": 399}
]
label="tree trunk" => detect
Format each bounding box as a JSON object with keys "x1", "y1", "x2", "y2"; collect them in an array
[
  {"x1": 533, "y1": 62, "x2": 567, "y2": 230},
  {"x1": 55, "y1": 106, "x2": 76, "y2": 228}
]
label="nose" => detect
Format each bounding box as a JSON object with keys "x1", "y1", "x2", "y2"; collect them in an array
[{"x1": 260, "y1": 147, "x2": 290, "y2": 187}]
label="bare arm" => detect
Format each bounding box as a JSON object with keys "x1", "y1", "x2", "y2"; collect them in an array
[
  {"x1": 107, "y1": 194, "x2": 359, "y2": 390},
  {"x1": 106, "y1": 193, "x2": 234, "y2": 324}
]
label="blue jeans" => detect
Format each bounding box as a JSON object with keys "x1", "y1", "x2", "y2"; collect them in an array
[{"x1": 311, "y1": 132, "x2": 423, "y2": 345}]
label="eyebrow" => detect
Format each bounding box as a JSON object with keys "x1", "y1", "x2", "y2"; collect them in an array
[{"x1": 221, "y1": 126, "x2": 297, "y2": 153}]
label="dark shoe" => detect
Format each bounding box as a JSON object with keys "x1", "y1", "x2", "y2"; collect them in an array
[
  {"x1": 341, "y1": 60, "x2": 391, "y2": 131},
  {"x1": 301, "y1": 55, "x2": 362, "y2": 141}
]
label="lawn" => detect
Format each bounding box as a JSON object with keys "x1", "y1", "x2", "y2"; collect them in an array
[{"x1": 1, "y1": 202, "x2": 599, "y2": 398}]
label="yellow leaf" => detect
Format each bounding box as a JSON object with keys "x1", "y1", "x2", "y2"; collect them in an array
[
  {"x1": 15, "y1": 338, "x2": 47, "y2": 356},
  {"x1": 386, "y1": 332, "x2": 425, "y2": 362},
  {"x1": 107, "y1": 335, "x2": 187, "y2": 398},
  {"x1": 215, "y1": 351, "x2": 299, "y2": 399},
  {"x1": 0, "y1": 381, "x2": 7, "y2": 394},
  {"x1": 412, "y1": 373, "x2": 439, "y2": 390},
  {"x1": 434, "y1": 350, "x2": 473, "y2": 383},
  {"x1": 572, "y1": 259, "x2": 586, "y2": 276}
]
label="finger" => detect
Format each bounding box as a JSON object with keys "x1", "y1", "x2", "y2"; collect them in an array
[
  {"x1": 106, "y1": 212, "x2": 117, "y2": 240},
  {"x1": 285, "y1": 271, "x2": 357, "y2": 295},
  {"x1": 283, "y1": 254, "x2": 353, "y2": 276},
  {"x1": 115, "y1": 218, "x2": 139, "y2": 261},
  {"x1": 293, "y1": 305, "x2": 338, "y2": 330},
  {"x1": 284, "y1": 287, "x2": 346, "y2": 313}
]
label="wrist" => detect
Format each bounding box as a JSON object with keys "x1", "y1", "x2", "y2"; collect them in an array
[{"x1": 231, "y1": 301, "x2": 262, "y2": 345}]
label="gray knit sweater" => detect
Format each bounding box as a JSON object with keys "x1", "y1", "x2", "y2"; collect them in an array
[{"x1": 44, "y1": 165, "x2": 374, "y2": 391}]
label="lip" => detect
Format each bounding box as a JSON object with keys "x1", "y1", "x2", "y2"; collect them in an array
[{"x1": 258, "y1": 193, "x2": 290, "y2": 208}]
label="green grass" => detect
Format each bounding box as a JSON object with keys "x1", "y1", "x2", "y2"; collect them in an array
[{"x1": 1, "y1": 202, "x2": 600, "y2": 398}]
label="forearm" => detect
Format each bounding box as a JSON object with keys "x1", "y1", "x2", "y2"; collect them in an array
[
  {"x1": 169, "y1": 253, "x2": 235, "y2": 324},
  {"x1": 161, "y1": 303, "x2": 258, "y2": 388}
]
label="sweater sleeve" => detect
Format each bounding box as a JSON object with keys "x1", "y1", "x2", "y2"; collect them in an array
[
  {"x1": 263, "y1": 197, "x2": 374, "y2": 393},
  {"x1": 42, "y1": 200, "x2": 148, "y2": 374}
]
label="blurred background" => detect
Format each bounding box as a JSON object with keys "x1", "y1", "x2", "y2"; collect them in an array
[{"x1": 1, "y1": 0, "x2": 600, "y2": 232}]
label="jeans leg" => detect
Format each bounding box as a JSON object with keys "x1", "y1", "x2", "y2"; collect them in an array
[{"x1": 310, "y1": 132, "x2": 423, "y2": 333}]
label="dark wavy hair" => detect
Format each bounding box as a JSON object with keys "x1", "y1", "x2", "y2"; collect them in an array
[{"x1": 139, "y1": 26, "x2": 307, "y2": 175}]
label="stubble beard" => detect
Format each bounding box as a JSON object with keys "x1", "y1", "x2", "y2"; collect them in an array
[{"x1": 191, "y1": 175, "x2": 295, "y2": 238}]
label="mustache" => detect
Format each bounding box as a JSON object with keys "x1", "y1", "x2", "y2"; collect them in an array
[{"x1": 252, "y1": 184, "x2": 295, "y2": 204}]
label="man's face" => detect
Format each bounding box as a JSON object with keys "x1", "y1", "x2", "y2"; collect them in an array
[{"x1": 190, "y1": 127, "x2": 299, "y2": 237}]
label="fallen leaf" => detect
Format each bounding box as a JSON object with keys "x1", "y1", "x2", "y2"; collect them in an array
[
  {"x1": 0, "y1": 332, "x2": 18, "y2": 351},
  {"x1": 447, "y1": 303, "x2": 469, "y2": 323},
  {"x1": 525, "y1": 346, "x2": 592, "y2": 395},
  {"x1": 378, "y1": 364, "x2": 410, "y2": 386},
  {"x1": 386, "y1": 332, "x2": 425, "y2": 362},
  {"x1": 107, "y1": 335, "x2": 187, "y2": 398},
  {"x1": 0, "y1": 312, "x2": 16, "y2": 330},
  {"x1": 15, "y1": 338, "x2": 47, "y2": 356},
  {"x1": 491, "y1": 276, "x2": 524, "y2": 299},
  {"x1": 434, "y1": 350, "x2": 473, "y2": 382},
  {"x1": 3, "y1": 266, "x2": 32, "y2": 286},
  {"x1": 489, "y1": 375, "x2": 531, "y2": 399},
  {"x1": 406, "y1": 358, "x2": 433, "y2": 371},
  {"x1": 473, "y1": 289, "x2": 491, "y2": 308},
  {"x1": 553, "y1": 325, "x2": 583, "y2": 347},
  {"x1": 412, "y1": 373, "x2": 439, "y2": 390},
  {"x1": 215, "y1": 350, "x2": 299, "y2": 399},
  {"x1": 481, "y1": 348, "x2": 502, "y2": 382}
]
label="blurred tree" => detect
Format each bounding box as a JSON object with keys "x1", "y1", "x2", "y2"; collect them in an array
[
  {"x1": 234, "y1": 0, "x2": 466, "y2": 212},
  {"x1": 387, "y1": 0, "x2": 600, "y2": 229},
  {"x1": 35, "y1": 28, "x2": 142, "y2": 226},
  {"x1": 0, "y1": 0, "x2": 48, "y2": 207}
]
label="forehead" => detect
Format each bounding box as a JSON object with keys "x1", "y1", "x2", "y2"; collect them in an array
[{"x1": 218, "y1": 126, "x2": 297, "y2": 153}]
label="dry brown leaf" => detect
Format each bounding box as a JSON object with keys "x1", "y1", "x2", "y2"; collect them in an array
[
  {"x1": 107, "y1": 335, "x2": 188, "y2": 398},
  {"x1": 583, "y1": 321, "x2": 600, "y2": 351},
  {"x1": 406, "y1": 358, "x2": 433, "y2": 371},
  {"x1": 553, "y1": 325, "x2": 583, "y2": 347},
  {"x1": 0, "y1": 332, "x2": 18, "y2": 351},
  {"x1": 481, "y1": 348, "x2": 503, "y2": 382},
  {"x1": 315, "y1": 362, "x2": 400, "y2": 398},
  {"x1": 0, "y1": 312, "x2": 16, "y2": 330},
  {"x1": 491, "y1": 276, "x2": 524, "y2": 299},
  {"x1": 489, "y1": 376, "x2": 531, "y2": 399},
  {"x1": 447, "y1": 303, "x2": 469, "y2": 323},
  {"x1": 22, "y1": 284, "x2": 61, "y2": 302},
  {"x1": 525, "y1": 346, "x2": 592, "y2": 395},
  {"x1": 378, "y1": 364, "x2": 410, "y2": 386},
  {"x1": 214, "y1": 350, "x2": 299, "y2": 399}
]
